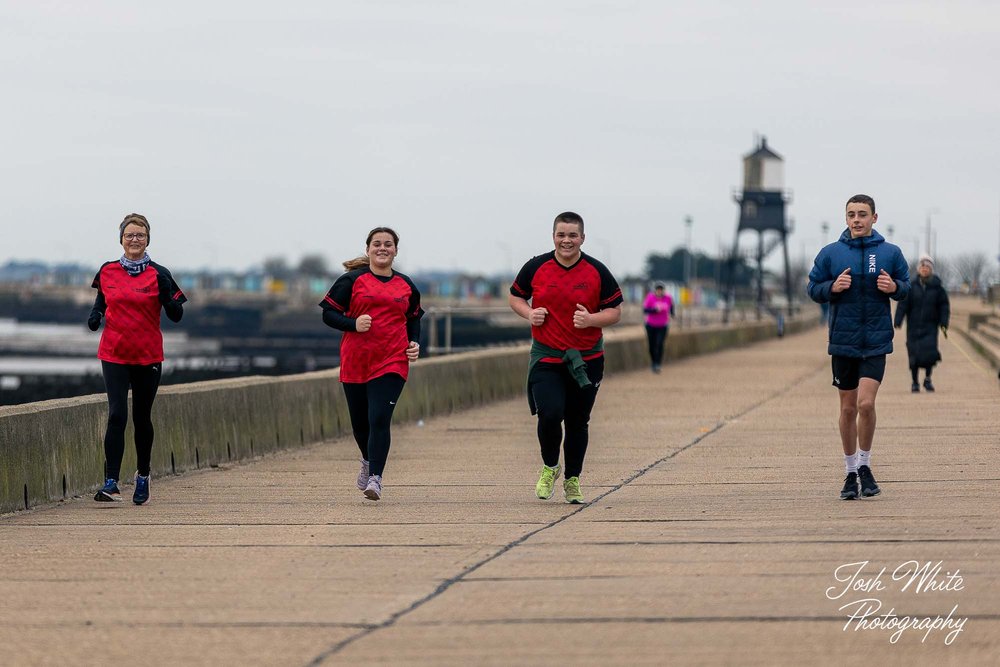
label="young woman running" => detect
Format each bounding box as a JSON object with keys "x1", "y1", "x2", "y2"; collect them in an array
[
  {"x1": 89, "y1": 213, "x2": 187, "y2": 505},
  {"x1": 320, "y1": 227, "x2": 422, "y2": 500}
]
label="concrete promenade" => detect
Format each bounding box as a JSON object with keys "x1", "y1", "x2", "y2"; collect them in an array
[{"x1": 2, "y1": 320, "x2": 998, "y2": 665}]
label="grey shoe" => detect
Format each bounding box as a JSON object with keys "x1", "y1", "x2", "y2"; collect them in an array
[
  {"x1": 356, "y1": 459, "x2": 370, "y2": 491},
  {"x1": 364, "y1": 474, "x2": 382, "y2": 501}
]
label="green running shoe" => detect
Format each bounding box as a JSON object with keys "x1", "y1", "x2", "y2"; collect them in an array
[
  {"x1": 535, "y1": 464, "x2": 560, "y2": 500},
  {"x1": 563, "y1": 476, "x2": 584, "y2": 504}
]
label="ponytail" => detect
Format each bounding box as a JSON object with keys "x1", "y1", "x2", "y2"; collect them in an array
[{"x1": 342, "y1": 256, "x2": 370, "y2": 271}]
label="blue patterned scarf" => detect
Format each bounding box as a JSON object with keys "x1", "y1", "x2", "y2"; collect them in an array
[{"x1": 120, "y1": 252, "x2": 151, "y2": 276}]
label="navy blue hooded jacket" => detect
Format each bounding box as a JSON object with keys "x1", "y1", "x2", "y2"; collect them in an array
[{"x1": 807, "y1": 228, "x2": 910, "y2": 358}]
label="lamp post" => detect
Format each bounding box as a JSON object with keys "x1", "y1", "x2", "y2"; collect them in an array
[
  {"x1": 684, "y1": 215, "x2": 693, "y2": 285},
  {"x1": 925, "y1": 207, "x2": 940, "y2": 256}
]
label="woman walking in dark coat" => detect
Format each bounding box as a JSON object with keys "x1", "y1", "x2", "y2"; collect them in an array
[{"x1": 894, "y1": 254, "x2": 950, "y2": 392}]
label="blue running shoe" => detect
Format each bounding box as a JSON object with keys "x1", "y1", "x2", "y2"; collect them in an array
[
  {"x1": 95, "y1": 479, "x2": 121, "y2": 502},
  {"x1": 133, "y1": 472, "x2": 150, "y2": 505}
]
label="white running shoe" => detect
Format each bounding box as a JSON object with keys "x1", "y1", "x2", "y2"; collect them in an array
[
  {"x1": 356, "y1": 458, "x2": 370, "y2": 491},
  {"x1": 364, "y1": 474, "x2": 382, "y2": 501}
]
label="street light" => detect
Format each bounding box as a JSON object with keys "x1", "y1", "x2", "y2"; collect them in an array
[
  {"x1": 684, "y1": 215, "x2": 693, "y2": 285},
  {"x1": 925, "y1": 207, "x2": 940, "y2": 257}
]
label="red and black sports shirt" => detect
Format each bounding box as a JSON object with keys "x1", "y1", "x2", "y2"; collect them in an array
[
  {"x1": 320, "y1": 268, "x2": 423, "y2": 383},
  {"x1": 510, "y1": 251, "x2": 623, "y2": 361},
  {"x1": 92, "y1": 261, "x2": 186, "y2": 365}
]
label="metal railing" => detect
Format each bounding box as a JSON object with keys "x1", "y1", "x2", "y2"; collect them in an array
[
  {"x1": 423, "y1": 305, "x2": 520, "y2": 355},
  {"x1": 421, "y1": 303, "x2": 782, "y2": 355}
]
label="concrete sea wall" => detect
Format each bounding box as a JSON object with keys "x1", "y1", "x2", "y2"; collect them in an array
[{"x1": 1, "y1": 317, "x2": 816, "y2": 513}]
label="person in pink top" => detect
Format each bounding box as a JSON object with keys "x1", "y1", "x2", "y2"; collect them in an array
[{"x1": 643, "y1": 282, "x2": 674, "y2": 373}]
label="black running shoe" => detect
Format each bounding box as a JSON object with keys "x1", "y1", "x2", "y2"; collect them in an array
[
  {"x1": 911, "y1": 382, "x2": 920, "y2": 393},
  {"x1": 923, "y1": 378, "x2": 935, "y2": 392},
  {"x1": 94, "y1": 478, "x2": 121, "y2": 502},
  {"x1": 840, "y1": 472, "x2": 859, "y2": 500},
  {"x1": 858, "y1": 465, "x2": 881, "y2": 497}
]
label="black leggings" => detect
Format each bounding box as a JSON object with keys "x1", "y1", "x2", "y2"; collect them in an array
[
  {"x1": 645, "y1": 325, "x2": 668, "y2": 365},
  {"x1": 910, "y1": 365, "x2": 933, "y2": 383},
  {"x1": 342, "y1": 373, "x2": 406, "y2": 477},
  {"x1": 529, "y1": 357, "x2": 604, "y2": 479},
  {"x1": 102, "y1": 361, "x2": 161, "y2": 480}
]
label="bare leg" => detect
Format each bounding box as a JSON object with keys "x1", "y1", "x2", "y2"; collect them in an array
[
  {"x1": 837, "y1": 388, "x2": 859, "y2": 456},
  {"x1": 856, "y1": 377, "x2": 881, "y2": 452}
]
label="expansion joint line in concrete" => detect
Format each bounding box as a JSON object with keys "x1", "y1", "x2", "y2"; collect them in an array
[{"x1": 304, "y1": 362, "x2": 826, "y2": 665}]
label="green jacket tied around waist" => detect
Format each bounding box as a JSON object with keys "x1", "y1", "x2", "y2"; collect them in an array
[{"x1": 526, "y1": 337, "x2": 604, "y2": 414}]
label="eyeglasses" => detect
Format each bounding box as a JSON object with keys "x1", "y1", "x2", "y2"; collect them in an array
[{"x1": 123, "y1": 233, "x2": 148, "y2": 241}]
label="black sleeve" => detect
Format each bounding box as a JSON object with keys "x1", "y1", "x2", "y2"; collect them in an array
[
  {"x1": 406, "y1": 317, "x2": 421, "y2": 343},
  {"x1": 323, "y1": 309, "x2": 357, "y2": 332},
  {"x1": 320, "y1": 272, "x2": 358, "y2": 332},
  {"x1": 152, "y1": 264, "x2": 188, "y2": 305},
  {"x1": 939, "y1": 287, "x2": 950, "y2": 328},
  {"x1": 153, "y1": 264, "x2": 187, "y2": 323},
  {"x1": 91, "y1": 290, "x2": 107, "y2": 314},
  {"x1": 893, "y1": 295, "x2": 908, "y2": 327},
  {"x1": 402, "y1": 275, "x2": 424, "y2": 342},
  {"x1": 163, "y1": 300, "x2": 184, "y2": 323},
  {"x1": 89, "y1": 291, "x2": 106, "y2": 330},
  {"x1": 510, "y1": 254, "x2": 547, "y2": 300},
  {"x1": 88, "y1": 268, "x2": 107, "y2": 330},
  {"x1": 593, "y1": 258, "x2": 624, "y2": 310}
]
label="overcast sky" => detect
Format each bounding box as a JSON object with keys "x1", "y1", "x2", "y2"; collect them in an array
[{"x1": 2, "y1": 1, "x2": 998, "y2": 279}]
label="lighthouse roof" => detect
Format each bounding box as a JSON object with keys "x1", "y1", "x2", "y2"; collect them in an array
[{"x1": 744, "y1": 136, "x2": 783, "y2": 161}]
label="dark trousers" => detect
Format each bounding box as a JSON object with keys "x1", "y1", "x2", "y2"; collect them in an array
[
  {"x1": 342, "y1": 373, "x2": 406, "y2": 477},
  {"x1": 645, "y1": 325, "x2": 668, "y2": 366},
  {"x1": 102, "y1": 361, "x2": 161, "y2": 480},
  {"x1": 910, "y1": 365, "x2": 933, "y2": 383},
  {"x1": 529, "y1": 357, "x2": 604, "y2": 479}
]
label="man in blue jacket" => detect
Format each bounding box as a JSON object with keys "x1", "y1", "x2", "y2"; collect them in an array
[{"x1": 807, "y1": 194, "x2": 910, "y2": 500}]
